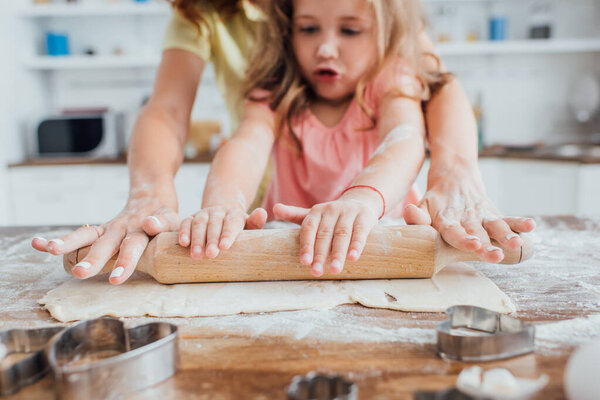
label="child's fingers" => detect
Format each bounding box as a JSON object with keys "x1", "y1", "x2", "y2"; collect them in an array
[
  {"x1": 347, "y1": 214, "x2": 375, "y2": 261},
  {"x1": 71, "y1": 228, "x2": 124, "y2": 279},
  {"x1": 311, "y1": 213, "x2": 339, "y2": 277},
  {"x1": 483, "y1": 218, "x2": 523, "y2": 250},
  {"x1": 179, "y1": 217, "x2": 192, "y2": 247},
  {"x1": 205, "y1": 210, "x2": 226, "y2": 258},
  {"x1": 328, "y1": 213, "x2": 356, "y2": 274},
  {"x1": 190, "y1": 211, "x2": 209, "y2": 259},
  {"x1": 273, "y1": 203, "x2": 310, "y2": 225},
  {"x1": 219, "y1": 211, "x2": 246, "y2": 250},
  {"x1": 109, "y1": 232, "x2": 149, "y2": 285},
  {"x1": 245, "y1": 208, "x2": 268, "y2": 230},
  {"x1": 299, "y1": 213, "x2": 321, "y2": 266}
]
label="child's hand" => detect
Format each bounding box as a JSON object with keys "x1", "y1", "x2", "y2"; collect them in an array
[
  {"x1": 273, "y1": 189, "x2": 382, "y2": 277},
  {"x1": 403, "y1": 165, "x2": 536, "y2": 263},
  {"x1": 179, "y1": 206, "x2": 267, "y2": 259}
]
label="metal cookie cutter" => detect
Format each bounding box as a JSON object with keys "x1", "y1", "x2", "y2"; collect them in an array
[
  {"x1": 46, "y1": 317, "x2": 178, "y2": 400},
  {"x1": 437, "y1": 305, "x2": 535, "y2": 362},
  {"x1": 287, "y1": 372, "x2": 358, "y2": 400},
  {"x1": 0, "y1": 325, "x2": 64, "y2": 396}
]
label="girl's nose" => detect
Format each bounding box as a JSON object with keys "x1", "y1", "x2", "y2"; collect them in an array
[{"x1": 316, "y1": 41, "x2": 338, "y2": 59}]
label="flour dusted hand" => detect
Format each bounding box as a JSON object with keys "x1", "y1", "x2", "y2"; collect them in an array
[{"x1": 403, "y1": 163, "x2": 536, "y2": 263}]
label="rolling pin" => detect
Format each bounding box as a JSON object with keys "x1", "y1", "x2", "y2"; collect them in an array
[{"x1": 63, "y1": 226, "x2": 533, "y2": 284}]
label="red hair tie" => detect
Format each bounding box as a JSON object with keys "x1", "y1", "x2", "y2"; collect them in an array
[{"x1": 341, "y1": 185, "x2": 386, "y2": 220}]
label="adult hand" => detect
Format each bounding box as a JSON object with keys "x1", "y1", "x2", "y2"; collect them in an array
[
  {"x1": 178, "y1": 206, "x2": 267, "y2": 259},
  {"x1": 31, "y1": 182, "x2": 180, "y2": 285},
  {"x1": 403, "y1": 163, "x2": 535, "y2": 263},
  {"x1": 273, "y1": 188, "x2": 381, "y2": 277}
]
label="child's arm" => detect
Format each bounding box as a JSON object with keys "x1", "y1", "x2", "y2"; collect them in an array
[
  {"x1": 404, "y1": 32, "x2": 535, "y2": 263},
  {"x1": 178, "y1": 101, "x2": 275, "y2": 259},
  {"x1": 274, "y1": 89, "x2": 426, "y2": 277}
]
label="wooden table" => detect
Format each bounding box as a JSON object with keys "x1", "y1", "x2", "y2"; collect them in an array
[{"x1": 1, "y1": 216, "x2": 599, "y2": 399}]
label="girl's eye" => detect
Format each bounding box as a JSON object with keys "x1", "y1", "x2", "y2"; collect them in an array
[
  {"x1": 341, "y1": 27, "x2": 361, "y2": 36},
  {"x1": 298, "y1": 26, "x2": 319, "y2": 34}
]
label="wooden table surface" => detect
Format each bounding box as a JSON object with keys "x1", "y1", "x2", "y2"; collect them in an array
[{"x1": 1, "y1": 216, "x2": 599, "y2": 399}]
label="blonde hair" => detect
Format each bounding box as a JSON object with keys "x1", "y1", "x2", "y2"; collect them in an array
[{"x1": 242, "y1": 0, "x2": 450, "y2": 152}]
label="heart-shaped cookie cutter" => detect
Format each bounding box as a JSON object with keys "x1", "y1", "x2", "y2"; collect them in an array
[
  {"x1": 437, "y1": 305, "x2": 535, "y2": 362},
  {"x1": 0, "y1": 325, "x2": 64, "y2": 396},
  {"x1": 45, "y1": 317, "x2": 178, "y2": 400}
]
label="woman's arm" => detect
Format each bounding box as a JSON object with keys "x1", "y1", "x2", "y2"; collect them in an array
[
  {"x1": 404, "y1": 32, "x2": 535, "y2": 262},
  {"x1": 32, "y1": 49, "x2": 205, "y2": 284},
  {"x1": 178, "y1": 101, "x2": 275, "y2": 259}
]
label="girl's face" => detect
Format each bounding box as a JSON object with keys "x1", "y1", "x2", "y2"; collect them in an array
[{"x1": 292, "y1": 0, "x2": 378, "y2": 104}]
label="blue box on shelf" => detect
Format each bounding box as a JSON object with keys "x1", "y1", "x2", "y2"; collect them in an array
[
  {"x1": 489, "y1": 17, "x2": 508, "y2": 41},
  {"x1": 46, "y1": 32, "x2": 70, "y2": 56}
]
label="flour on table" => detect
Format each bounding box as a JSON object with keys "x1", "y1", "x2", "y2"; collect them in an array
[{"x1": 39, "y1": 263, "x2": 515, "y2": 322}]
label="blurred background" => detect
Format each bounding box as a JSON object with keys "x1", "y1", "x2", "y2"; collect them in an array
[{"x1": 0, "y1": 0, "x2": 599, "y2": 226}]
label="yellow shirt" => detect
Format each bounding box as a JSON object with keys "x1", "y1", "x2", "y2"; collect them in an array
[{"x1": 162, "y1": 1, "x2": 264, "y2": 129}]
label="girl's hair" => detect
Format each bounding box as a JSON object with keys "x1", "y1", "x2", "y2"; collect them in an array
[
  {"x1": 242, "y1": 0, "x2": 451, "y2": 152},
  {"x1": 167, "y1": 0, "x2": 242, "y2": 32}
]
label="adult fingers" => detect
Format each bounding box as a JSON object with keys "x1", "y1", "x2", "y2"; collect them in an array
[
  {"x1": 273, "y1": 203, "x2": 310, "y2": 225},
  {"x1": 190, "y1": 211, "x2": 209, "y2": 259},
  {"x1": 219, "y1": 211, "x2": 246, "y2": 250},
  {"x1": 311, "y1": 212, "x2": 339, "y2": 277},
  {"x1": 33, "y1": 225, "x2": 105, "y2": 255},
  {"x1": 205, "y1": 210, "x2": 226, "y2": 258},
  {"x1": 142, "y1": 208, "x2": 180, "y2": 237},
  {"x1": 298, "y1": 213, "x2": 321, "y2": 267},
  {"x1": 245, "y1": 208, "x2": 268, "y2": 230},
  {"x1": 483, "y1": 217, "x2": 523, "y2": 250},
  {"x1": 403, "y1": 203, "x2": 432, "y2": 225},
  {"x1": 71, "y1": 227, "x2": 126, "y2": 279},
  {"x1": 178, "y1": 216, "x2": 192, "y2": 247},
  {"x1": 109, "y1": 232, "x2": 149, "y2": 285},
  {"x1": 328, "y1": 213, "x2": 356, "y2": 274},
  {"x1": 435, "y1": 220, "x2": 482, "y2": 253},
  {"x1": 462, "y1": 220, "x2": 504, "y2": 263},
  {"x1": 504, "y1": 217, "x2": 536, "y2": 233}
]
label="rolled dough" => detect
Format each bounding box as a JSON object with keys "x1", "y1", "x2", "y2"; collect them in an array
[{"x1": 39, "y1": 263, "x2": 515, "y2": 322}]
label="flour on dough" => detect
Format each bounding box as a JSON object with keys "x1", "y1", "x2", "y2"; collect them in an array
[{"x1": 39, "y1": 263, "x2": 515, "y2": 322}]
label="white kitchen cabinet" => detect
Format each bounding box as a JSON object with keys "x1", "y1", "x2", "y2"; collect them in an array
[
  {"x1": 7, "y1": 163, "x2": 210, "y2": 226},
  {"x1": 578, "y1": 165, "x2": 600, "y2": 215}
]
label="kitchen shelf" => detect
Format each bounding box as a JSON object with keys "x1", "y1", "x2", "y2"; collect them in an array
[
  {"x1": 23, "y1": 55, "x2": 161, "y2": 70},
  {"x1": 19, "y1": 2, "x2": 171, "y2": 18},
  {"x1": 437, "y1": 38, "x2": 600, "y2": 55}
]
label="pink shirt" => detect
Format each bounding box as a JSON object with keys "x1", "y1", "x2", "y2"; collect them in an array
[{"x1": 262, "y1": 58, "x2": 421, "y2": 220}]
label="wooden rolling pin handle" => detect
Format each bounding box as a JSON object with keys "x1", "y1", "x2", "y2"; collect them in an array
[{"x1": 62, "y1": 227, "x2": 533, "y2": 283}]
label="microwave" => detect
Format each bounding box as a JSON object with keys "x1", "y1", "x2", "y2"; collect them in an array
[{"x1": 28, "y1": 112, "x2": 126, "y2": 158}]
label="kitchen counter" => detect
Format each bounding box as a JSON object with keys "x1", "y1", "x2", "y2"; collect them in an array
[{"x1": 0, "y1": 216, "x2": 599, "y2": 398}]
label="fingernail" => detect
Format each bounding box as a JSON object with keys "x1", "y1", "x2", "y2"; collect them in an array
[
  {"x1": 486, "y1": 246, "x2": 502, "y2": 252},
  {"x1": 330, "y1": 260, "x2": 342, "y2": 274},
  {"x1": 206, "y1": 244, "x2": 219, "y2": 257},
  {"x1": 180, "y1": 234, "x2": 189, "y2": 243},
  {"x1": 75, "y1": 261, "x2": 92, "y2": 270},
  {"x1": 220, "y1": 238, "x2": 232, "y2": 248},
  {"x1": 466, "y1": 235, "x2": 480, "y2": 241},
  {"x1": 506, "y1": 233, "x2": 519, "y2": 241},
  {"x1": 110, "y1": 266, "x2": 125, "y2": 278},
  {"x1": 348, "y1": 249, "x2": 359, "y2": 260},
  {"x1": 148, "y1": 216, "x2": 162, "y2": 228},
  {"x1": 33, "y1": 236, "x2": 47, "y2": 242},
  {"x1": 312, "y1": 262, "x2": 323, "y2": 276},
  {"x1": 301, "y1": 253, "x2": 312, "y2": 265},
  {"x1": 192, "y1": 245, "x2": 202, "y2": 256}
]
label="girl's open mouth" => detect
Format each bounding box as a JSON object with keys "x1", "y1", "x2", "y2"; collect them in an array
[{"x1": 314, "y1": 68, "x2": 340, "y2": 82}]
